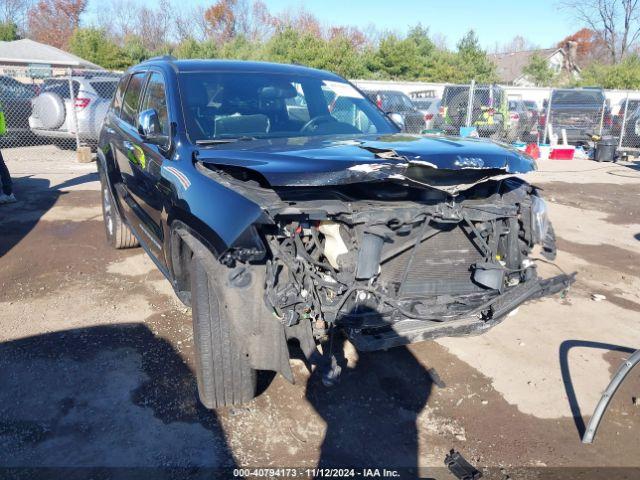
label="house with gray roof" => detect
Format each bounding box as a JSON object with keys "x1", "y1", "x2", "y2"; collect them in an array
[
  {"x1": 0, "y1": 38, "x2": 101, "y2": 80},
  {"x1": 489, "y1": 47, "x2": 580, "y2": 86}
]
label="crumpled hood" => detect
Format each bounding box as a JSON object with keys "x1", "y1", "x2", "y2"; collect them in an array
[{"x1": 195, "y1": 133, "x2": 536, "y2": 191}]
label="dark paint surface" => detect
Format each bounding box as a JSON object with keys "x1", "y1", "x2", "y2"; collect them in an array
[
  {"x1": 100, "y1": 59, "x2": 537, "y2": 260},
  {"x1": 195, "y1": 133, "x2": 537, "y2": 186}
]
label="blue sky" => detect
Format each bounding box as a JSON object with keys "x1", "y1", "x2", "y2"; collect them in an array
[
  {"x1": 88, "y1": 0, "x2": 576, "y2": 50},
  {"x1": 251, "y1": 0, "x2": 573, "y2": 49}
]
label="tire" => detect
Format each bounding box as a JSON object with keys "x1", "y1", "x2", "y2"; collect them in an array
[
  {"x1": 190, "y1": 255, "x2": 257, "y2": 408},
  {"x1": 99, "y1": 170, "x2": 139, "y2": 249}
]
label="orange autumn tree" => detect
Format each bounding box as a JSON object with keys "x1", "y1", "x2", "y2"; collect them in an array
[
  {"x1": 28, "y1": 0, "x2": 86, "y2": 49},
  {"x1": 558, "y1": 28, "x2": 608, "y2": 65}
]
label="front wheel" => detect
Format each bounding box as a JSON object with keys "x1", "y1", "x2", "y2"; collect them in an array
[
  {"x1": 99, "y1": 170, "x2": 139, "y2": 249},
  {"x1": 190, "y1": 254, "x2": 257, "y2": 408}
]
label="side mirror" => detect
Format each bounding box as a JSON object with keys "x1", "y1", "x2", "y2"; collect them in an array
[
  {"x1": 388, "y1": 112, "x2": 405, "y2": 131},
  {"x1": 138, "y1": 109, "x2": 169, "y2": 147}
]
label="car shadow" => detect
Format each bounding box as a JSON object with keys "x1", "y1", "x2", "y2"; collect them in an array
[
  {"x1": 304, "y1": 314, "x2": 433, "y2": 474},
  {"x1": 0, "y1": 324, "x2": 236, "y2": 478},
  {"x1": 559, "y1": 339, "x2": 636, "y2": 439},
  {"x1": 0, "y1": 172, "x2": 97, "y2": 258}
]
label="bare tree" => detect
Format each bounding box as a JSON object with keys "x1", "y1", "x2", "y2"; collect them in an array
[
  {"x1": 431, "y1": 32, "x2": 449, "y2": 50},
  {"x1": 494, "y1": 35, "x2": 538, "y2": 53},
  {"x1": 97, "y1": 0, "x2": 138, "y2": 41},
  {"x1": 0, "y1": 0, "x2": 34, "y2": 34},
  {"x1": 175, "y1": 4, "x2": 212, "y2": 42},
  {"x1": 561, "y1": 0, "x2": 640, "y2": 62},
  {"x1": 137, "y1": 0, "x2": 173, "y2": 50}
]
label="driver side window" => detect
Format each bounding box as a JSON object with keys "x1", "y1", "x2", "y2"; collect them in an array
[{"x1": 140, "y1": 72, "x2": 169, "y2": 135}]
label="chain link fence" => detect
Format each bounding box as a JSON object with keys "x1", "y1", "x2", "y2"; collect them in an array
[
  {"x1": 613, "y1": 93, "x2": 640, "y2": 153},
  {"x1": 540, "y1": 88, "x2": 610, "y2": 146},
  {"x1": 0, "y1": 65, "x2": 122, "y2": 163},
  {"x1": 3, "y1": 63, "x2": 640, "y2": 165},
  {"x1": 360, "y1": 81, "x2": 634, "y2": 152}
]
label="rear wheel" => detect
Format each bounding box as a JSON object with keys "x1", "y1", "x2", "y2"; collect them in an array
[
  {"x1": 99, "y1": 171, "x2": 138, "y2": 249},
  {"x1": 190, "y1": 254, "x2": 257, "y2": 408}
]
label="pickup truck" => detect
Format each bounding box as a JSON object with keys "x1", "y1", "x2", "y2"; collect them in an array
[{"x1": 540, "y1": 88, "x2": 611, "y2": 144}]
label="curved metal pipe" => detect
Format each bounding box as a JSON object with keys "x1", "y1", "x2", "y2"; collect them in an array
[{"x1": 582, "y1": 349, "x2": 640, "y2": 444}]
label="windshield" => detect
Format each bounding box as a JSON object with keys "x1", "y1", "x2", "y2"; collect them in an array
[{"x1": 179, "y1": 72, "x2": 397, "y2": 142}]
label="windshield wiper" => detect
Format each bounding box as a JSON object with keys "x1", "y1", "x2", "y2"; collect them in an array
[{"x1": 196, "y1": 136, "x2": 258, "y2": 145}]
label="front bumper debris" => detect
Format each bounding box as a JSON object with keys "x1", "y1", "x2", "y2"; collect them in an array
[{"x1": 348, "y1": 272, "x2": 576, "y2": 351}]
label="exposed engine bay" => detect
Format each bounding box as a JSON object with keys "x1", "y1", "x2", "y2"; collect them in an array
[
  {"x1": 232, "y1": 175, "x2": 568, "y2": 349},
  {"x1": 197, "y1": 146, "x2": 575, "y2": 354}
]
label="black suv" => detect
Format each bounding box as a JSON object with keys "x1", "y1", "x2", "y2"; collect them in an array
[{"x1": 98, "y1": 58, "x2": 573, "y2": 408}]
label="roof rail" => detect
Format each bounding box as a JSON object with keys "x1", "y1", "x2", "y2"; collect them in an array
[{"x1": 142, "y1": 55, "x2": 177, "y2": 63}]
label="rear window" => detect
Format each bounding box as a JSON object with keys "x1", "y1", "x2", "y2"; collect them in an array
[
  {"x1": 442, "y1": 86, "x2": 502, "y2": 106},
  {"x1": 413, "y1": 99, "x2": 433, "y2": 109},
  {"x1": 552, "y1": 90, "x2": 605, "y2": 105},
  {"x1": 374, "y1": 92, "x2": 415, "y2": 112},
  {"x1": 41, "y1": 80, "x2": 80, "y2": 99},
  {"x1": 90, "y1": 81, "x2": 118, "y2": 99}
]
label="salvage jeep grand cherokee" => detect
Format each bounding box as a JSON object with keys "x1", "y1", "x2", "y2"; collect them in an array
[{"x1": 98, "y1": 57, "x2": 574, "y2": 408}]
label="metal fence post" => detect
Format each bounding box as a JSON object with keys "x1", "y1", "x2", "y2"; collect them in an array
[
  {"x1": 465, "y1": 79, "x2": 476, "y2": 128},
  {"x1": 598, "y1": 96, "x2": 607, "y2": 136},
  {"x1": 618, "y1": 92, "x2": 630, "y2": 150},
  {"x1": 542, "y1": 88, "x2": 553, "y2": 144},
  {"x1": 67, "y1": 68, "x2": 81, "y2": 151}
]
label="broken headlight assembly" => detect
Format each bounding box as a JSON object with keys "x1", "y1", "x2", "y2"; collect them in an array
[{"x1": 531, "y1": 194, "x2": 550, "y2": 244}]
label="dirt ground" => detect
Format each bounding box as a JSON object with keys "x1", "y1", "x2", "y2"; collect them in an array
[{"x1": 1, "y1": 146, "x2": 639, "y2": 479}]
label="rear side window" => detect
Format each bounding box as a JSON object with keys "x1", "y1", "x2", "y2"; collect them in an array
[
  {"x1": 91, "y1": 80, "x2": 118, "y2": 99},
  {"x1": 120, "y1": 72, "x2": 146, "y2": 126},
  {"x1": 140, "y1": 72, "x2": 169, "y2": 135},
  {"x1": 41, "y1": 80, "x2": 79, "y2": 99},
  {"x1": 112, "y1": 75, "x2": 128, "y2": 115}
]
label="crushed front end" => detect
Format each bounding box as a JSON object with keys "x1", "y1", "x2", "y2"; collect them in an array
[{"x1": 259, "y1": 176, "x2": 574, "y2": 351}]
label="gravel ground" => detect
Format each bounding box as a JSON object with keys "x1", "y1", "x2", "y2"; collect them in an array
[{"x1": 0, "y1": 145, "x2": 639, "y2": 479}]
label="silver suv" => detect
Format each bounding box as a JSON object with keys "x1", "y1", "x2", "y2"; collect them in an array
[{"x1": 29, "y1": 75, "x2": 119, "y2": 145}]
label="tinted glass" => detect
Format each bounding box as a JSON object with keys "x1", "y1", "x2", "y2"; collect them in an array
[
  {"x1": 41, "y1": 80, "x2": 80, "y2": 99},
  {"x1": 90, "y1": 80, "x2": 118, "y2": 99},
  {"x1": 140, "y1": 72, "x2": 169, "y2": 135},
  {"x1": 0, "y1": 77, "x2": 33, "y2": 99},
  {"x1": 552, "y1": 90, "x2": 605, "y2": 105},
  {"x1": 120, "y1": 72, "x2": 146, "y2": 125},
  {"x1": 377, "y1": 92, "x2": 415, "y2": 112},
  {"x1": 413, "y1": 99, "x2": 434, "y2": 109},
  {"x1": 179, "y1": 72, "x2": 396, "y2": 142},
  {"x1": 112, "y1": 75, "x2": 128, "y2": 115}
]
